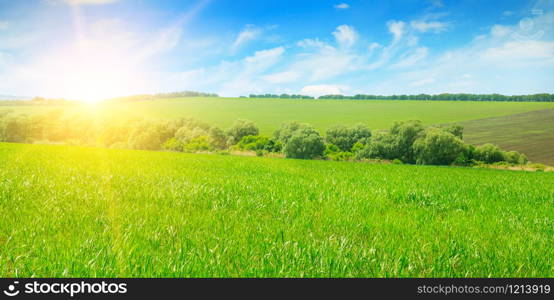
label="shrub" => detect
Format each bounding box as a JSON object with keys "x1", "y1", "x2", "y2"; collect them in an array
[
  {"x1": 475, "y1": 143, "x2": 505, "y2": 164},
  {"x1": 328, "y1": 151, "x2": 354, "y2": 161},
  {"x1": 392, "y1": 158, "x2": 403, "y2": 164},
  {"x1": 174, "y1": 121, "x2": 227, "y2": 151},
  {"x1": 128, "y1": 125, "x2": 164, "y2": 150},
  {"x1": 226, "y1": 119, "x2": 259, "y2": 145},
  {"x1": 183, "y1": 136, "x2": 213, "y2": 152},
  {"x1": 355, "y1": 132, "x2": 397, "y2": 160},
  {"x1": 236, "y1": 135, "x2": 270, "y2": 151},
  {"x1": 443, "y1": 124, "x2": 464, "y2": 139},
  {"x1": 413, "y1": 128, "x2": 465, "y2": 165},
  {"x1": 351, "y1": 142, "x2": 364, "y2": 154},
  {"x1": 503, "y1": 150, "x2": 528, "y2": 165},
  {"x1": 389, "y1": 120, "x2": 425, "y2": 163},
  {"x1": 162, "y1": 137, "x2": 183, "y2": 152},
  {"x1": 273, "y1": 121, "x2": 304, "y2": 144},
  {"x1": 263, "y1": 139, "x2": 282, "y2": 153},
  {"x1": 283, "y1": 126, "x2": 325, "y2": 159},
  {"x1": 326, "y1": 124, "x2": 371, "y2": 152}
]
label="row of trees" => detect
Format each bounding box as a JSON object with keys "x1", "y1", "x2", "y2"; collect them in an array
[
  {"x1": 248, "y1": 94, "x2": 315, "y2": 99},
  {"x1": 318, "y1": 93, "x2": 554, "y2": 102},
  {"x1": 0, "y1": 111, "x2": 530, "y2": 167}
]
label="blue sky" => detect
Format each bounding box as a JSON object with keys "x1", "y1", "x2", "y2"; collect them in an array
[{"x1": 0, "y1": 0, "x2": 553, "y2": 99}]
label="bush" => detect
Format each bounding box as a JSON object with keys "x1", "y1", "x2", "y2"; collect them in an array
[
  {"x1": 273, "y1": 121, "x2": 304, "y2": 144},
  {"x1": 162, "y1": 137, "x2": 183, "y2": 152},
  {"x1": 413, "y1": 128, "x2": 465, "y2": 165},
  {"x1": 389, "y1": 120, "x2": 425, "y2": 163},
  {"x1": 174, "y1": 120, "x2": 227, "y2": 151},
  {"x1": 355, "y1": 132, "x2": 397, "y2": 160},
  {"x1": 351, "y1": 142, "x2": 364, "y2": 154},
  {"x1": 325, "y1": 124, "x2": 371, "y2": 152},
  {"x1": 503, "y1": 150, "x2": 528, "y2": 165},
  {"x1": 226, "y1": 119, "x2": 259, "y2": 145},
  {"x1": 328, "y1": 151, "x2": 354, "y2": 161},
  {"x1": 475, "y1": 143, "x2": 505, "y2": 164},
  {"x1": 236, "y1": 135, "x2": 270, "y2": 151},
  {"x1": 128, "y1": 124, "x2": 165, "y2": 150},
  {"x1": 183, "y1": 136, "x2": 213, "y2": 152},
  {"x1": 392, "y1": 158, "x2": 403, "y2": 164},
  {"x1": 443, "y1": 124, "x2": 464, "y2": 139},
  {"x1": 282, "y1": 126, "x2": 325, "y2": 159},
  {"x1": 263, "y1": 139, "x2": 282, "y2": 153}
]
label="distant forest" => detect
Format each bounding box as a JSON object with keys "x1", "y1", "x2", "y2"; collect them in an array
[
  {"x1": 249, "y1": 93, "x2": 554, "y2": 102},
  {"x1": 1, "y1": 92, "x2": 554, "y2": 105}
]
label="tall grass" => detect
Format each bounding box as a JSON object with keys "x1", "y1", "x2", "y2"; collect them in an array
[{"x1": 0, "y1": 143, "x2": 552, "y2": 277}]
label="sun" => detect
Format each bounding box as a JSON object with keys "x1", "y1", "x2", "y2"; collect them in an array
[{"x1": 33, "y1": 34, "x2": 147, "y2": 103}]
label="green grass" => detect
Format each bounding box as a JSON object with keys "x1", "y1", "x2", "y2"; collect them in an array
[
  {"x1": 3, "y1": 97, "x2": 554, "y2": 134},
  {"x1": 463, "y1": 108, "x2": 554, "y2": 165},
  {"x1": 1, "y1": 143, "x2": 552, "y2": 277}
]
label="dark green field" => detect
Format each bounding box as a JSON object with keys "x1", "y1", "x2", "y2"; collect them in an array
[{"x1": 462, "y1": 109, "x2": 554, "y2": 165}]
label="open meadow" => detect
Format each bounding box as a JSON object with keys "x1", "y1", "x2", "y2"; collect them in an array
[
  {"x1": 3, "y1": 97, "x2": 554, "y2": 134},
  {"x1": 1, "y1": 143, "x2": 552, "y2": 277}
]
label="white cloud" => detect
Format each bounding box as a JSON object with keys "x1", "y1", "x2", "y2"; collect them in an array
[
  {"x1": 0, "y1": 21, "x2": 8, "y2": 30},
  {"x1": 490, "y1": 25, "x2": 512, "y2": 37},
  {"x1": 334, "y1": 3, "x2": 350, "y2": 9},
  {"x1": 300, "y1": 85, "x2": 345, "y2": 97},
  {"x1": 231, "y1": 25, "x2": 262, "y2": 53},
  {"x1": 410, "y1": 21, "x2": 449, "y2": 33},
  {"x1": 391, "y1": 47, "x2": 429, "y2": 68},
  {"x1": 481, "y1": 40, "x2": 554, "y2": 61},
  {"x1": 244, "y1": 47, "x2": 285, "y2": 65},
  {"x1": 263, "y1": 71, "x2": 301, "y2": 84},
  {"x1": 409, "y1": 78, "x2": 435, "y2": 87},
  {"x1": 333, "y1": 25, "x2": 358, "y2": 47},
  {"x1": 387, "y1": 21, "x2": 406, "y2": 42}
]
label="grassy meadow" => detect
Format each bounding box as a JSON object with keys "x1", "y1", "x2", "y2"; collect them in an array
[
  {"x1": 1, "y1": 143, "x2": 552, "y2": 277},
  {"x1": 3, "y1": 97, "x2": 554, "y2": 134}
]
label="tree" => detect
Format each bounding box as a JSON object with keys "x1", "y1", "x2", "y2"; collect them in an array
[
  {"x1": 503, "y1": 150, "x2": 528, "y2": 165},
  {"x1": 326, "y1": 124, "x2": 371, "y2": 152},
  {"x1": 276, "y1": 123, "x2": 325, "y2": 159},
  {"x1": 236, "y1": 135, "x2": 270, "y2": 151},
  {"x1": 413, "y1": 128, "x2": 466, "y2": 165},
  {"x1": 443, "y1": 124, "x2": 464, "y2": 139},
  {"x1": 475, "y1": 143, "x2": 505, "y2": 163},
  {"x1": 273, "y1": 121, "x2": 303, "y2": 144},
  {"x1": 355, "y1": 131, "x2": 397, "y2": 160},
  {"x1": 226, "y1": 119, "x2": 259, "y2": 145},
  {"x1": 128, "y1": 127, "x2": 163, "y2": 150},
  {"x1": 389, "y1": 120, "x2": 425, "y2": 163},
  {"x1": 284, "y1": 130, "x2": 325, "y2": 159}
]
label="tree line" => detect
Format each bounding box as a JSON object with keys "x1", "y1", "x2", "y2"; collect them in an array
[
  {"x1": 246, "y1": 93, "x2": 554, "y2": 102},
  {"x1": 0, "y1": 110, "x2": 533, "y2": 168},
  {"x1": 318, "y1": 93, "x2": 554, "y2": 102}
]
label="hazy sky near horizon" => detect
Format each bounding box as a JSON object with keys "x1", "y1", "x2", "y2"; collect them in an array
[{"x1": 0, "y1": 0, "x2": 553, "y2": 99}]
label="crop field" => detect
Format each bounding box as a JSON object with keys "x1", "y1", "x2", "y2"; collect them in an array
[
  {"x1": 1, "y1": 143, "x2": 552, "y2": 277},
  {"x1": 3, "y1": 97, "x2": 554, "y2": 134},
  {"x1": 462, "y1": 109, "x2": 554, "y2": 166}
]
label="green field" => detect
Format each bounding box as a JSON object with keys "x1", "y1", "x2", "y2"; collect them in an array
[
  {"x1": 462, "y1": 109, "x2": 554, "y2": 166},
  {"x1": 3, "y1": 97, "x2": 554, "y2": 134},
  {"x1": 1, "y1": 143, "x2": 552, "y2": 277}
]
